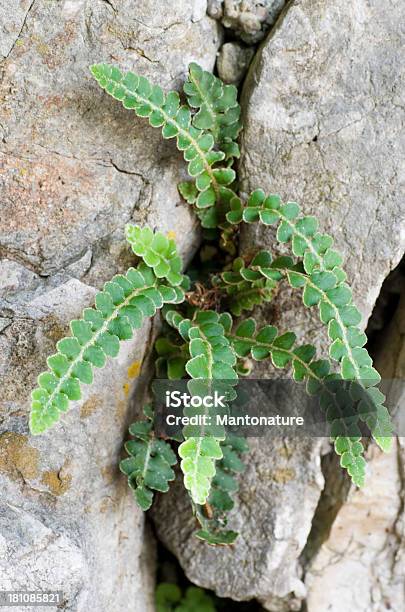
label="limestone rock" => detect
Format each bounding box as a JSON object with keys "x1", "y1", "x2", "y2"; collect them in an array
[
  {"x1": 304, "y1": 291, "x2": 405, "y2": 612},
  {"x1": 152, "y1": 438, "x2": 324, "y2": 607},
  {"x1": 207, "y1": 0, "x2": 286, "y2": 43},
  {"x1": 240, "y1": 0, "x2": 405, "y2": 327},
  {"x1": 152, "y1": 0, "x2": 405, "y2": 608},
  {"x1": 217, "y1": 42, "x2": 254, "y2": 85},
  {"x1": 0, "y1": 1, "x2": 221, "y2": 610},
  {"x1": 0, "y1": 0, "x2": 221, "y2": 277}
]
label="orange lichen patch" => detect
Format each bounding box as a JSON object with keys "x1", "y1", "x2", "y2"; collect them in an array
[
  {"x1": 41, "y1": 469, "x2": 72, "y2": 496},
  {"x1": 123, "y1": 382, "x2": 130, "y2": 397},
  {"x1": 167, "y1": 230, "x2": 176, "y2": 240},
  {"x1": 127, "y1": 360, "x2": 141, "y2": 379},
  {"x1": 0, "y1": 432, "x2": 40, "y2": 481},
  {"x1": 80, "y1": 395, "x2": 100, "y2": 419}
]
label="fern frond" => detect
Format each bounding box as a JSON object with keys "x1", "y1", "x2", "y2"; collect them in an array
[
  {"x1": 180, "y1": 311, "x2": 238, "y2": 505},
  {"x1": 30, "y1": 263, "x2": 184, "y2": 435},
  {"x1": 126, "y1": 224, "x2": 184, "y2": 286},
  {"x1": 222, "y1": 314, "x2": 366, "y2": 486},
  {"x1": 194, "y1": 433, "x2": 249, "y2": 545},
  {"x1": 212, "y1": 254, "x2": 278, "y2": 315},
  {"x1": 184, "y1": 62, "x2": 241, "y2": 160},
  {"x1": 163, "y1": 310, "x2": 238, "y2": 505},
  {"x1": 120, "y1": 405, "x2": 177, "y2": 510},
  {"x1": 91, "y1": 64, "x2": 237, "y2": 228},
  {"x1": 226, "y1": 191, "x2": 394, "y2": 453}
]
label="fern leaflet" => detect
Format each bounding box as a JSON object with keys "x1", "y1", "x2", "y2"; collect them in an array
[
  {"x1": 183, "y1": 62, "x2": 241, "y2": 159},
  {"x1": 120, "y1": 405, "x2": 177, "y2": 510}
]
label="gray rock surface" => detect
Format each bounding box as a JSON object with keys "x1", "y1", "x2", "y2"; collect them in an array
[
  {"x1": 240, "y1": 0, "x2": 405, "y2": 327},
  {"x1": 0, "y1": 1, "x2": 221, "y2": 610},
  {"x1": 217, "y1": 41, "x2": 254, "y2": 85},
  {"x1": 153, "y1": 0, "x2": 405, "y2": 608},
  {"x1": 208, "y1": 0, "x2": 286, "y2": 43},
  {"x1": 305, "y1": 291, "x2": 405, "y2": 612}
]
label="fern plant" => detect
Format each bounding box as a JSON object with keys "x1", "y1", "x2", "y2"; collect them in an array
[{"x1": 29, "y1": 62, "x2": 394, "y2": 546}]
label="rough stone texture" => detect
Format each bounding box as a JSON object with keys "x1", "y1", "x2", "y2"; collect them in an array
[
  {"x1": 0, "y1": 279, "x2": 156, "y2": 611},
  {"x1": 305, "y1": 292, "x2": 405, "y2": 612},
  {"x1": 240, "y1": 0, "x2": 405, "y2": 327},
  {"x1": 152, "y1": 0, "x2": 405, "y2": 609},
  {"x1": 0, "y1": 1, "x2": 221, "y2": 610},
  {"x1": 217, "y1": 42, "x2": 254, "y2": 85},
  {"x1": 208, "y1": 0, "x2": 286, "y2": 43},
  {"x1": 153, "y1": 437, "x2": 324, "y2": 607}
]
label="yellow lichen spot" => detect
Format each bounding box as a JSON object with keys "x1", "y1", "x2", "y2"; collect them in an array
[
  {"x1": 167, "y1": 230, "x2": 176, "y2": 240},
  {"x1": 0, "y1": 432, "x2": 40, "y2": 481},
  {"x1": 123, "y1": 382, "x2": 130, "y2": 397},
  {"x1": 127, "y1": 360, "x2": 141, "y2": 379}
]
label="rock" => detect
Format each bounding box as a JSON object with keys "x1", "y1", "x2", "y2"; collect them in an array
[
  {"x1": 0, "y1": 2, "x2": 221, "y2": 610},
  {"x1": 217, "y1": 42, "x2": 254, "y2": 85},
  {"x1": 152, "y1": 437, "x2": 324, "y2": 607},
  {"x1": 0, "y1": 279, "x2": 157, "y2": 610},
  {"x1": 304, "y1": 291, "x2": 405, "y2": 612},
  {"x1": 207, "y1": 0, "x2": 286, "y2": 43},
  {"x1": 240, "y1": 0, "x2": 405, "y2": 327},
  {"x1": 152, "y1": 0, "x2": 405, "y2": 608},
  {"x1": 0, "y1": 0, "x2": 221, "y2": 277},
  {"x1": 0, "y1": 0, "x2": 33, "y2": 58}
]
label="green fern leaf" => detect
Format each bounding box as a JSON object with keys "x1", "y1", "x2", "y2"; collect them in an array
[
  {"x1": 120, "y1": 405, "x2": 177, "y2": 510},
  {"x1": 90, "y1": 64, "x2": 237, "y2": 229},
  {"x1": 184, "y1": 62, "x2": 241, "y2": 159},
  {"x1": 212, "y1": 254, "x2": 278, "y2": 315},
  {"x1": 226, "y1": 315, "x2": 367, "y2": 486},
  {"x1": 226, "y1": 192, "x2": 394, "y2": 453},
  {"x1": 30, "y1": 262, "x2": 184, "y2": 435},
  {"x1": 193, "y1": 433, "x2": 249, "y2": 544},
  {"x1": 155, "y1": 334, "x2": 188, "y2": 380},
  {"x1": 169, "y1": 310, "x2": 238, "y2": 505},
  {"x1": 125, "y1": 224, "x2": 184, "y2": 286}
]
